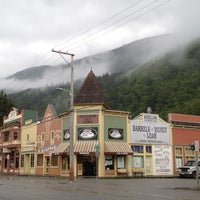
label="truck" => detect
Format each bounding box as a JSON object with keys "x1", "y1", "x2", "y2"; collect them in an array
[{"x1": 178, "y1": 160, "x2": 200, "y2": 178}]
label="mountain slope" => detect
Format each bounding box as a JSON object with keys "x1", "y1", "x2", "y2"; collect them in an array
[
  {"x1": 8, "y1": 37, "x2": 200, "y2": 120},
  {"x1": 1, "y1": 34, "x2": 182, "y2": 93}
]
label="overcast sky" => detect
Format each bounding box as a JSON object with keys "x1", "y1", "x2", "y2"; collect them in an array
[{"x1": 0, "y1": 0, "x2": 200, "y2": 78}]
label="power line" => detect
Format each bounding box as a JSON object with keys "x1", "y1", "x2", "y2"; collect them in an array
[
  {"x1": 57, "y1": 0, "x2": 161, "y2": 51},
  {"x1": 34, "y1": 0, "x2": 171, "y2": 67},
  {"x1": 53, "y1": 0, "x2": 145, "y2": 50},
  {"x1": 33, "y1": 1, "x2": 146, "y2": 67},
  {"x1": 66, "y1": 0, "x2": 171, "y2": 52}
]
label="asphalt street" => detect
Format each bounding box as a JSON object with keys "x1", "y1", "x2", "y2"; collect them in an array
[{"x1": 0, "y1": 175, "x2": 200, "y2": 200}]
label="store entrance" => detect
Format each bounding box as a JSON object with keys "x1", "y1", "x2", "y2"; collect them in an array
[{"x1": 77, "y1": 155, "x2": 96, "y2": 177}]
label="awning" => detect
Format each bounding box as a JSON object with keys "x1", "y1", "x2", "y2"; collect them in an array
[
  {"x1": 104, "y1": 141, "x2": 133, "y2": 155},
  {"x1": 74, "y1": 141, "x2": 98, "y2": 155},
  {"x1": 53, "y1": 143, "x2": 70, "y2": 155}
]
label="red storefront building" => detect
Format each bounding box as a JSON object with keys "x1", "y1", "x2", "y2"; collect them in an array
[
  {"x1": 36, "y1": 104, "x2": 62, "y2": 177},
  {"x1": 168, "y1": 113, "x2": 200, "y2": 176},
  {"x1": 0, "y1": 108, "x2": 37, "y2": 174}
]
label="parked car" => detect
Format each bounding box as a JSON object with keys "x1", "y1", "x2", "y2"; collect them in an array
[{"x1": 178, "y1": 160, "x2": 200, "y2": 178}]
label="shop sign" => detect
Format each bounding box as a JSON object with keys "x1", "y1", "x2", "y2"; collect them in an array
[
  {"x1": 38, "y1": 144, "x2": 57, "y2": 153},
  {"x1": 26, "y1": 141, "x2": 35, "y2": 147},
  {"x1": 108, "y1": 128, "x2": 123, "y2": 140},
  {"x1": 131, "y1": 120, "x2": 170, "y2": 144},
  {"x1": 144, "y1": 114, "x2": 158, "y2": 123},
  {"x1": 77, "y1": 127, "x2": 98, "y2": 140},
  {"x1": 152, "y1": 145, "x2": 173, "y2": 175},
  {"x1": 63, "y1": 129, "x2": 70, "y2": 140},
  {"x1": 77, "y1": 115, "x2": 99, "y2": 124}
]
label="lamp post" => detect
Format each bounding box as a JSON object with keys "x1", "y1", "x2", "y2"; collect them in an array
[{"x1": 52, "y1": 49, "x2": 75, "y2": 180}]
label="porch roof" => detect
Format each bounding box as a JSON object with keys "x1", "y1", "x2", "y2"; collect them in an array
[
  {"x1": 104, "y1": 141, "x2": 133, "y2": 155},
  {"x1": 74, "y1": 141, "x2": 98, "y2": 155},
  {"x1": 53, "y1": 143, "x2": 70, "y2": 155}
]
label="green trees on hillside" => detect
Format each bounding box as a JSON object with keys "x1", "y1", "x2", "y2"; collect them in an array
[
  {"x1": 8, "y1": 39, "x2": 200, "y2": 120},
  {"x1": 98, "y1": 41, "x2": 200, "y2": 120},
  {"x1": 0, "y1": 90, "x2": 14, "y2": 125}
]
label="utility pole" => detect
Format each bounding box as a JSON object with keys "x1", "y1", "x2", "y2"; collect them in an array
[
  {"x1": 52, "y1": 49, "x2": 75, "y2": 181},
  {"x1": 194, "y1": 140, "x2": 199, "y2": 189}
]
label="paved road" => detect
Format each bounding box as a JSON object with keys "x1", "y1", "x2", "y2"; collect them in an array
[{"x1": 0, "y1": 175, "x2": 200, "y2": 200}]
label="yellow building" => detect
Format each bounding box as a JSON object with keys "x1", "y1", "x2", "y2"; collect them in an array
[
  {"x1": 20, "y1": 120, "x2": 38, "y2": 175},
  {"x1": 130, "y1": 112, "x2": 173, "y2": 177},
  {"x1": 59, "y1": 70, "x2": 133, "y2": 178}
]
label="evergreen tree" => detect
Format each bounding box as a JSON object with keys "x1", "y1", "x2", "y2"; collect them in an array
[{"x1": 0, "y1": 90, "x2": 14, "y2": 126}]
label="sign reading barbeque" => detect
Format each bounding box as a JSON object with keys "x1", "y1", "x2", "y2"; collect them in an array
[{"x1": 78, "y1": 127, "x2": 98, "y2": 140}]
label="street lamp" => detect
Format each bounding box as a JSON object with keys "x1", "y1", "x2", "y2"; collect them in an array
[
  {"x1": 52, "y1": 49, "x2": 75, "y2": 181},
  {"x1": 56, "y1": 88, "x2": 72, "y2": 96}
]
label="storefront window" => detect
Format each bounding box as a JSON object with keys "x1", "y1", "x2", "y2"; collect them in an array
[
  {"x1": 51, "y1": 155, "x2": 58, "y2": 166},
  {"x1": 131, "y1": 146, "x2": 143, "y2": 153},
  {"x1": 10, "y1": 158, "x2": 14, "y2": 169},
  {"x1": 4, "y1": 158, "x2": 8, "y2": 168},
  {"x1": 37, "y1": 154, "x2": 43, "y2": 166},
  {"x1": 145, "y1": 156, "x2": 152, "y2": 175},
  {"x1": 21, "y1": 155, "x2": 24, "y2": 167},
  {"x1": 146, "y1": 146, "x2": 152, "y2": 153},
  {"x1": 175, "y1": 147, "x2": 182, "y2": 155},
  {"x1": 185, "y1": 147, "x2": 194, "y2": 155},
  {"x1": 30, "y1": 154, "x2": 34, "y2": 167},
  {"x1": 117, "y1": 156, "x2": 125, "y2": 169},
  {"x1": 4, "y1": 131, "x2": 9, "y2": 142},
  {"x1": 105, "y1": 155, "x2": 114, "y2": 170},
  {"x1": 176, "y1": 157, "x2": 182, "y2": 169},
  {"x1": 132, "y1": 156, "x2": 144, "y2": 168},
  {"x1": 61, "y1": 156, "x2": 68, "y2": 170},
  {"x1": 15, "y1": 157, "x2": 19, "y2": 168},
  {"x1": 13, "y1": 132, "x2": 18, "y2": 140}
]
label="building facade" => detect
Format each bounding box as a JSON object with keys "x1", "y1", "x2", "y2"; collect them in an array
[
  {"x1": 58, "y1": 70, "x2": 133, "y2": 178},
  {"x1": 3, "y1": 71, "x2": 200, "y2": 179},
  {"x1": 168, "y1": 113, "x2": 200, "y2": 175},
  {"x1": 130, "y1": 112, "x2": 173, "y2": 177},
  {"x1": 20, "y1": 119, "x2": 38, "y2": 175},
  {"x1": 35, "y1": 104, "x2": 62, "y2": 177},
  {"x1": 0, "y1": 108, "x2": 37, "y2": 174}
]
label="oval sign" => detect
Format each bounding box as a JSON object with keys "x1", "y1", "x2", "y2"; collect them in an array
[
  {"x1": 109, "y1": 129, "x2": 123, "y2": 139},
  {"x1": 78, "y1": 128, "x2": 97, "y2": 140}
]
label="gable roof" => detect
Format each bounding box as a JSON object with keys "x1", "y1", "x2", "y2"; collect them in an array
[
  {"x1": 74, "y1": 70, "x2": 111, "y2": 109},
  {"x1": 168, "y1": 113, "x2": 200, "y2": 124},
  {"x1": 42, "y1": 104, "x2": 58, "y2": 122}
]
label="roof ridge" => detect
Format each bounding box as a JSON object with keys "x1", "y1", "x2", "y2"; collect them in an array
[{"x1": 74, "y1": 70, "x2": 110, "y2": 109}]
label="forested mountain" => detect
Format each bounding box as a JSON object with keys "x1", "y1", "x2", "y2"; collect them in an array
[
  {"x1": 1, "y1": 34, "x2": 179, "y2": 93},
  {"x1": 98, "y1": 39, "x2": 200, "y2": 120},
  {"x1": 7, "y1": 36, "x2": 200, "y2": 121}
]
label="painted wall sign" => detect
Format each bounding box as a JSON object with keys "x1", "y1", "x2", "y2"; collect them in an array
[
  {"x1": 77, "y1": 127, "x2": 98, "y2": 140},
  {"x1": 108, "y1": 128, "x2": 123, "y2": 140},
  {"x1": 26, "y1": 141, "x2": 35, "y2": 147},
  {"x1": 77, "y1": 115, "x2": 99, "y2": 124},
  {"x1": 38, "y1": 144, "x2": 57, "y2": 153},
  {"x1": 144, "y1": 114, "x2": 158, "y2": 123},
  {"x1": 63, "y1": 129, "x2": 70, "y2": 140},
  {"x1": 4, "y1": 109, "x2": 21, "y2": 123},
  {"x1": 131, "y1": 119, "x2": 170, "y2": 144},
  {"x1": 152, "y1": 145, "x2": 173, "y2": 175}
]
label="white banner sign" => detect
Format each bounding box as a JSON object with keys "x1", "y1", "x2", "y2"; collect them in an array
[
  {"x1": 131, "y1": 120, "x2": 170, "y2": 144},
  {"x1": 153, "y1": 145, "x2": 173, "y2": 175}
]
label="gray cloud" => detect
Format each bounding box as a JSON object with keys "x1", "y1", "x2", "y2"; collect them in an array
[{"x1": 0, "y1": 0, "x2": 200, "y2": 79}]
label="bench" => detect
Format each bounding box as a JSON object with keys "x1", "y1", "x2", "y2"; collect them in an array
[
  {"x1": 117, "y1": 169, "x2": 128, "y2": 176},
  {"x1": 132, "y1": 168, "x2": 144, "y2": 177}
]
